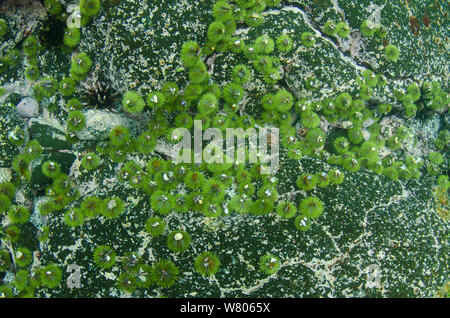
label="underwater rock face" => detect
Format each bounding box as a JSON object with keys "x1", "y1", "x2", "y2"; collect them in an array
[
  {"x1": 16, "y1": 97, "x2": 39, "y2": 117},
  {"x1": 76, "y1": 109, "x2": 133, "y2": 140}
]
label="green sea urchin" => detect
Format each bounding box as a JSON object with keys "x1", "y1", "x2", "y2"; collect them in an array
[
  {"x1": 299, "y1": 196, "x2": 324, "y2": 219},
  {"x1": 194, "y1": 252, "x2": 221, "y2": 276},
  {"x1": 259, "y1": 253, "x2": 280, "y2": 275},
  {"x1": 150, "y1": 259, "x2": 180, "y2": 288},
  {"x1": 167, "y1": 230, "x2": 191, "y2": 253}
]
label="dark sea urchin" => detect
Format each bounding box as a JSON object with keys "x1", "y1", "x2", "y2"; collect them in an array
[{"x1": 80, "y1": 76, "x2": 120, "y2": 109}]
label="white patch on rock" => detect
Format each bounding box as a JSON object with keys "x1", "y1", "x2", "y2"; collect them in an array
[{"x1": 17, "y1": 97, "x2": 39, "y2": 117}]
